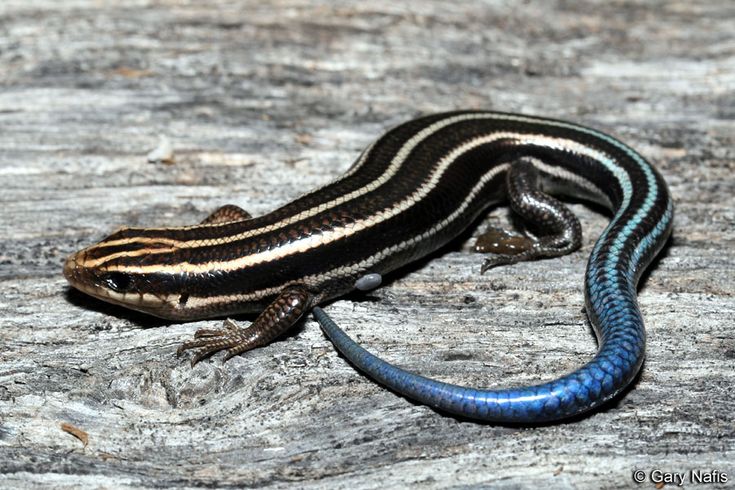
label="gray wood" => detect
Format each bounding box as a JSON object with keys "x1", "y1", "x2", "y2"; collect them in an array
[{"x1": 1, "y1": 1, "x2": 733, "y2": 488}]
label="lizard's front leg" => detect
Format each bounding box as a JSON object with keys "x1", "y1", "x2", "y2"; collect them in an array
[{"x1": 178, "y1": 285, "x2": 314, "y2": 365}]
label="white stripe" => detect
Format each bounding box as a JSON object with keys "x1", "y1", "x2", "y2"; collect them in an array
[
  {"x1": 171, "y1": 163, "x2": 513, "y2": 312},
  {"x1": 178, "y1": 161, "x2": 515, "y2": 311},
  {"x1": 527, "y1": 157, "x2": 613, "y2": 209},
  {"x1": 105, "y1": 132, "x2": 618, "y2": 275},
  {"x1": 94, "y1": 113, "x2": 507, "y2": 251},
  {"x1": 340, "y1": 141, "x2": 376, "y2": 179},
  {"x1": 93, "y1": 112, "x2": 642, "y2": 256}
]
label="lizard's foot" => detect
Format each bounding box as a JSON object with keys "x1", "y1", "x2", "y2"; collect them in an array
[
  {"x1": 177, "y1": 285, "x2": 314, "y2": 366},
  {"x1": 177, "y1": 319, "x2": 260, "y2": 365}
]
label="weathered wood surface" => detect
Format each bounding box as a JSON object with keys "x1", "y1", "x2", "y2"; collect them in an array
[{"x1": 1, "y1": 1, "x2": 733, "y2": 488}]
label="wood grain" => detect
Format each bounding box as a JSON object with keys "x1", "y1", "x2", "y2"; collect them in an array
[{"x1": 0, "y1": 1, "x2": 733, "y2": 488}]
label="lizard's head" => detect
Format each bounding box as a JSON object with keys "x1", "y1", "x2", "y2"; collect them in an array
[{"x1": 63, "y1": 226, "x2": 249, "y2": 321}]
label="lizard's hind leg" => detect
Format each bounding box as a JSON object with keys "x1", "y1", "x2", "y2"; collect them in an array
[{"x1": 476, "y1": 159, "x2": 583, "y2": 273}]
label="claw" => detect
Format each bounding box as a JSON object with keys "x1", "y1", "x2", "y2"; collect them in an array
[
  {"x1": 222, "y1": 348, "x2": 241, "y2": 363},
  {"x1": 178, "y1": 339, "x2": 203, "y2": 355},
  {"x1": 177, "y1": 319, "x2": 242, "y2": 364},
  {"x1": 480, "y1": 254, "x2": 521, "y2": 274},
  {"x1": 191, "y1": 345, "x2": 225, "y2": 366},
  {"x1": 177, "y1": 318, "x2": 261, "y2": 365},
  {"x1": 178, "y1": 286, "x2": 314, "y2": 368},
  {"x1": 476, "y1": 226, "x2": 538, "y2": 273},
  {"x1": 192, "y1": 319, "x2": 240, "y2": 339}
]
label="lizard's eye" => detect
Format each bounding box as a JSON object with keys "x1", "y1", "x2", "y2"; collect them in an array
[{"x1": 103, "y1": 272, "x2": 133, "y2": 292}]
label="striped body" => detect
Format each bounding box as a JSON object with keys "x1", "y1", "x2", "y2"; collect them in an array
[{"x1": 64, "y1": 111, "x2": 674, "y2": 422}]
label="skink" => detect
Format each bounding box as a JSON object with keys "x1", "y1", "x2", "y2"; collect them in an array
[{"x1": 64, "y1": 111, "x2": 673, "y2": 423}]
